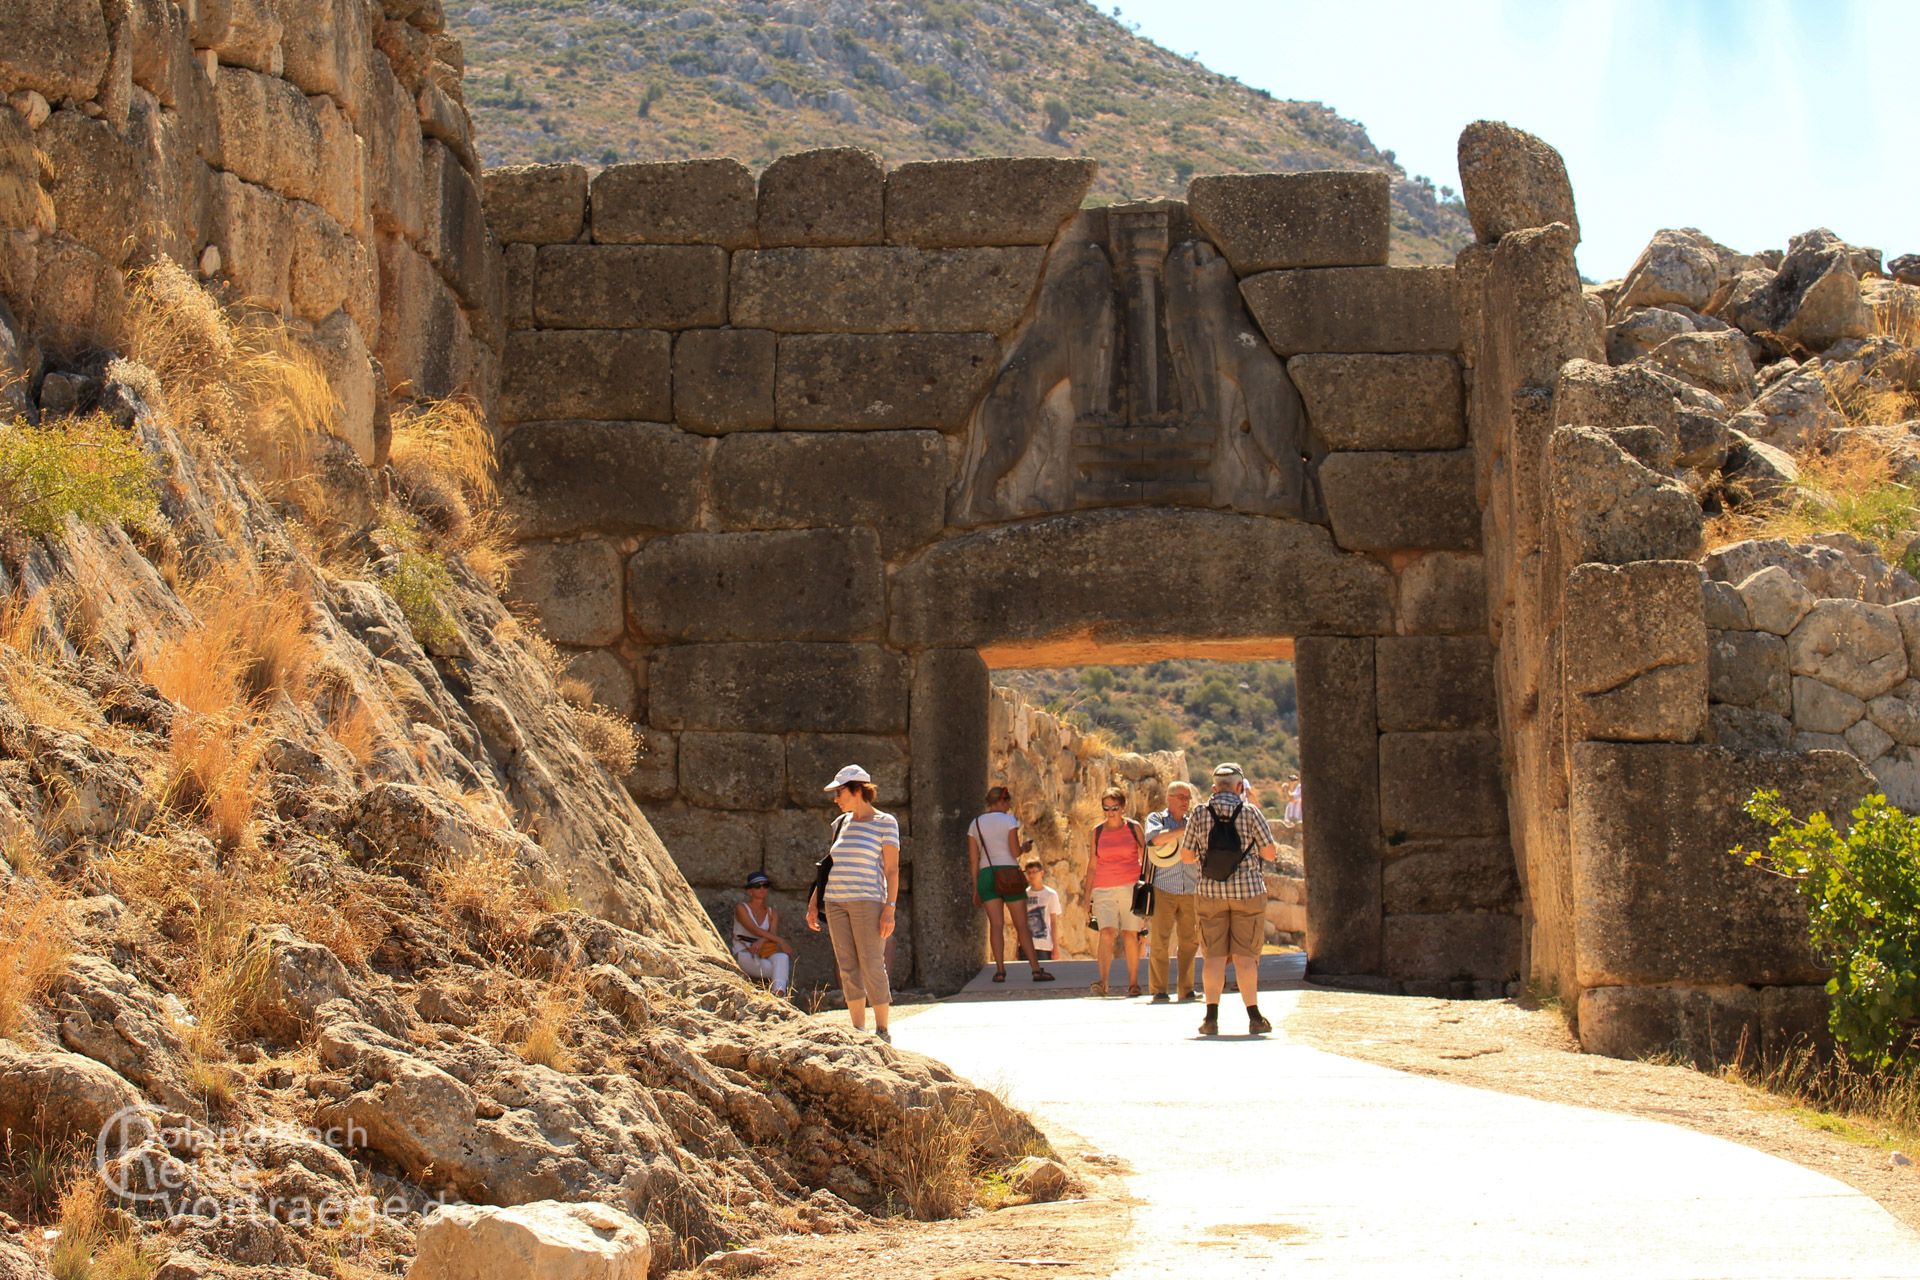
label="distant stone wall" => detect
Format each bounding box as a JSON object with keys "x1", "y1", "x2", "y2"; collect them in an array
[{"x1": 0, "y1": 0, "x2": 500, "y2": 460}]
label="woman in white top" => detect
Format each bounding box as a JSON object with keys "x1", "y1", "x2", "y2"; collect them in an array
[
  {"x1": 970, "y1": 785, "x2": 1055, "y2": 985},
  {"x1": 805, "y1": 764, "x2": 900, "y2": 1044},
  {"x1": 732, "y1": 870, "x2": 793, "y2": 995}
]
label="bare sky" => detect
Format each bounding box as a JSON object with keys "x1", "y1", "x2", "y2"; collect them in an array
[{"x1": 1114, "y1": 0, "x2": 1919, "y2": 278}]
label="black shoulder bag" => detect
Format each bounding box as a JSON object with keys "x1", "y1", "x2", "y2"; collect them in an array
[
  {"x1": 809, "y1": 812, "x2": 851, "y2": 913},
  {"x1": 1128, "y1": 819, "x2": 1154, "y2": 919}
]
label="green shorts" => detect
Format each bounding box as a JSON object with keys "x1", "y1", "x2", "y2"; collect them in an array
[{"x1": 976, "y1": 866, "x2": 1028, "y2": 903}]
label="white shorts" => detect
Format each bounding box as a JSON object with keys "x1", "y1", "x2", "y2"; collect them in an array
[{"x1": 1090, "y1": 884, "x2": 1142, "y2": 932}]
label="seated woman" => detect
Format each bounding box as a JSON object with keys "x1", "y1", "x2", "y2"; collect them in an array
[{"x1": 732, "y1": 870, "x2": 793, "y2": 995}]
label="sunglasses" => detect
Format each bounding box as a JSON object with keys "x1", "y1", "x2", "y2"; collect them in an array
[{"x1": 1102, "y1": 804, "x2": 1123, "y2": 812}]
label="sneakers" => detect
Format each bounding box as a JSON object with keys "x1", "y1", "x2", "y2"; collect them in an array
[
  {"x1": 1150, "y1": 993, "x2": 1170, "y2": 1004},
  {"x1": 1178, "y1": 990, "x2": 1199, "y2": 1003},
  {"x1": 1197, "y1": 1013, "x2": 1219, "y2": 1036},
  {"x1": 875, "y1": 1027, "x2": 892, "y2": 1044},
  {"x1": 1248, "y1": 1011, "x2": 1273, "y2": 1036}
]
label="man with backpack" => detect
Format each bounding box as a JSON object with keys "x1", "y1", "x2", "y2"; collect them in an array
[{"x1": 1180, "y1": 762, "x2": 1281, "y2": 1037}]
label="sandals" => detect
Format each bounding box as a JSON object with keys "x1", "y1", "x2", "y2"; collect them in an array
[
  {"x1": 992, "y1": 968, "x2": 1007, "y2": 983},
  {"x1": 1089, "y1": 981, "x2": 1108, "y2": 998},
  {"x1": 1127, "y1": 983, "x2": 1142, "y2": 997},
  {"x1": 1031, "y1": 969, "x2": 1056, "y2": 982}
]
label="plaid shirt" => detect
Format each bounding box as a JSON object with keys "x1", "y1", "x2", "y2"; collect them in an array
[{"x1": 1180, "y1": 792, "x2": 1276, "y2": 900}]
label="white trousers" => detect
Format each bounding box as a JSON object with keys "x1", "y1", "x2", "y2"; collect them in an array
[{"x1": 734, "y1": 948, "x2": 791, "y2": 993}]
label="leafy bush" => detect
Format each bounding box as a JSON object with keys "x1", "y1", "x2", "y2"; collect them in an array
[
  {"x1": 382, "y1": 547, "x2": 459, "y2": 651},
  {"x1": 1735, "y1": 790, "x2": 1920, "y2": 1066},
  {"x1": 0, "y1": 413, "x2": 158, "y2": 538}
]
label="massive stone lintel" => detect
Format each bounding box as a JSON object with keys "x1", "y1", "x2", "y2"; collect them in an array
[
  {"x1": 890, "y1": 510, "x2": 1393, "y2": 650},
  {"x1": 500, "y1": 421, "x2": 703, "y2": 538},
  {"x1": 627, "y1": 529, "x2": 887, "y2": 644},
  {"x1": 650, "y1": 643, "x2": 909, "y2": 734},
  {"x1": 1242, "y1": 265, "x2": 1460, "y2": 355},
  {"x1": 1186, "y1": 171, "x2": 1390, "y2": 273},
  {"x1": 533, "y1": 244, "x2": 729, "y2": 330},
  {"x1": 884, "y1": 157, "x2": 1096, "y2": 248},
  {"x1": 728, "y1": 246, "x2": 1045, "y2": 333},
  {"x1": 1298, "y1": 636, "x2": 1383, "y2": 976}
]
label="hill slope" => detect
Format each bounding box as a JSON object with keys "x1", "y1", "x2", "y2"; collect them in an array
[{"x1": 453, "y1": 0, "x2": 1473, "y2": 263}]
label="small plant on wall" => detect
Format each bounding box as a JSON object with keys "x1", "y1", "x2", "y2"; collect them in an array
[{"x1": 1734, "y1": 790, "x2": 1920, "y2": 1067}]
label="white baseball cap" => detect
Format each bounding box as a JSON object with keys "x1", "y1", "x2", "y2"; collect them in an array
[{"x1": 823, "y1": 763, "x2": 873, "y2": 791}]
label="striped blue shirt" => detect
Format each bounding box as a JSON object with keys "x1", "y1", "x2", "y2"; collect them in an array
[{"x1": 824, "y1": 810, "x2": 899, "y2": 903}]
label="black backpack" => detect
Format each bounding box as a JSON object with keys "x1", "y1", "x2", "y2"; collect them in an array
[{"x1": 1200, "y1": 793, "x2": 1250, "y2": 881}]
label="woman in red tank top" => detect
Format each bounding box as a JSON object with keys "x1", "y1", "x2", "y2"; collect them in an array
[{"x1": 1080, "y1": 785, "x2": 1146, "y2": 997}]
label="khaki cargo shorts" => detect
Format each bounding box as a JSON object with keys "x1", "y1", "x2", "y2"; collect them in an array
[{"x1": 1196, "y1": 895, "x2": 1264, "y2": 958}]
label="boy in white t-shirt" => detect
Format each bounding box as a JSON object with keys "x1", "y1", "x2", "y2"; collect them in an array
[{"x1": 1022, "y1": 862, "x2": 1063, "y2": 961}]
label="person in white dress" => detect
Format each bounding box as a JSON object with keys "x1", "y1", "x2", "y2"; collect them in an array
[{"x1": 731, "y1": 870, "x2": 793, "y2": 995}]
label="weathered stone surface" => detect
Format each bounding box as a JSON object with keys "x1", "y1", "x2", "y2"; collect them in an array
[
  {"x1": 40, "y1": 111, "x2": 141, "y2": 266},
  {"x1": 1721, "y1": 228, "x2": 1873, "y2": 351},
  {"x1": 1569, "y1": 741, "x2": 1869, "y2": 987},
  {"x1": 1617, "y1": 229, "x2": 1733, "y2": 312},
  {"x1": 534, "y1": 245, "x2": 728, "y2": 330},
  {"x1": 786, "y1": 735, "x2": 909, "y2": 808},
  {"x1": 1727, "y1": 364, "x2": 1845, "y2": 452},
  {"x1": 1186, "y1": 171, "x2": 1390, "y2": 272},
  {"x1": 884, "y1": 158, "x2": 1094, "y2": 248},
  {"x1": 1845, "y1": 716, "x2": 1894, "y2": 762},
  {"x1": 411, "y1": 1202, "x2": 649, "y2": 1280},
  {"x1": 673, "y1": 328, "x2": 775, "y2": 434},
  {"x1": 1456, "y1": 120, "x2": 1578, "y2": 244},
  {"x1": 191, "y1": 0, "x2": 283, "y2": 74},
  {"x1": 627, "y1": 529, "x2": 885, "y2": 643},
  {"x1": 1736, "y1": 565, "x2": 1816, "y2": 637},
  {"x1": 1707, "y1": 704, "x2": 1793, "y2": 752},
  {"x1": 710, "y1": 430, "x2": 947, "y2": 557},
  {"x1": 1786, "y1": 599, "x2": 1908, "y2": 700},
  {"x1": 508, "y1": 541, "x2": 624, "y2": 647},
  {"x1": 501, "y1": 422, "x2": 704, "y2": 538},
  {"x1": 483, "y1": 163, "x2": 587, "y2": 245},
  {"x1": 1382, "y1": 913, "x2": 1521, "y2": 983},
  {"x1": 1790, "y1": 675, "x2": 1865, "y2": 735},
  {"x1": 0, "y1": 0, "x2": 110, "y2": 103},
  {"x1": 294, "y1": 312, "x2": 379, "y2": 465},
  {"x1": 1242, "y1": 266, "x2": 1459, "y2": 355},
  {"x1": 563, "y1": 648, "x2": 636, "y2": 720},
  {"x1": 1382, "y1": 839, "x2": 1519, "y2": 914},
  {"x1": 423, "y1": 140, "x2": 495, "y2": 313},
  {"x1": 1296, "y1": 637, "x2": 1381, "y2": 975},
  {"x1": 757, "y1": 147, "x2": 884, "y2": 247},
  {"x1": 1548, "y1": 426, "x2": 1704, "y2": 565},
  {"x1": 1286, "y1": 354, "x2": 1463, "y2": 450},
  {"x1": 650, "y1": 644, "x2": 908, "y2": 734},
  {"x1": 0, "y1": 1040, "x2": 149, "y2": 1154},
  {"x1": 1318, "y1": 451, "x2": 1479, "y2": 552},
  {"x1": 500, "y1": 330, "x2": 670, "y2": 425},
  {"x1": 1701, "y1": 579, "x2": 1750, "y2": 631},
  {"x1": 1606, "y1": 305, "x2": 1699, "y2": 365},
  {"x1": 911, "y1": 648, "x2": 991, "y2": 991},
  {"x1": 212, "y1": 65, "x2": 323, "y2": 206},
  {"x1": 1379, "y1": 731, "x2": 1506, "y2": 838},
  {"x1": 1394, "y1": 552, "x2": 1487, "y2": 636},
  {"x1": 1564, "y1": 561, "x2": 1708, "y2": 742},
  {"x1": 1488, "y1": 223, "x2": 1604, "y2": 387},
  {"x1": 1576, "y1": 984, "x2": 1827, "y2": 1068},
  {"x1": 621, "y1": 727, "x2": 677, "y2": 802},
  {"x1": 676, "y1": 733, "x2": 786, "y2": 810},
  {"x1": 1867, "y1": 694, "x2": 1920, "y2": 748},
  {"x1": 730, "y1": 247, "x2": 1045, "y2": 333},
  {"x1": 775, "y1": 333, "x2": 998, "y2": 431},
  {"x1": 1375, "y1": 636, "x2": 1495, "y2": 731},
  {"x1": 591, "y1": 158, "x2": 756, "y2": 248},
  {"x1": 1646, "y1": 329, "x2": 1756, "y2": 408},
  {"x1": 1708, "y1": 629, "x2": 1790, "y2": 715},
  {"x1": 890, "y1": 510, "x2": 1392, "y2": 650}
]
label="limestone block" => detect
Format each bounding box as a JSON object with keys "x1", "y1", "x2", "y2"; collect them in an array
[
  {"x1": 212, "y1": 65, "x2": 322, "y2": 206},
  {"x1": 39, "y1": 111, "x2": 142, "y2": 267},
  {"x1": 890, "y1": 510, "x2": 1393, "y2": 650},
  {"x1": 627, "y1": 529, "x2": 885, "y2": 643},
  {"x1": 775, "y1": 333, "x2": 997, "y2": 431},
  {"x1": 364, "y1": 56, "x2": 424, "y2": 242},
  {"x1": 1548, "y1": 426, "x2": 1703, "y2": 566},
  {"x1": 508, "y1": 540, "x2": 624, "y2": 647},
  {"x1": 1618, "y1": 229, "x2": 1732, "y2": 312},
  {"x1": 1456, "y1": 120, "x2": 1578, "y2": 244},
  {"x1": 1394, "y1": 552, "x2": 1487, "y2": 636},
  {"x1": 1786, "y1": 599, "x2": 1907, "y2": 699},
  {"x1": 1286, "y1": 354, "x2": 1463, "y2": 451},
  {"x1": 500, "y1": 422, "x2": 703, "y2": 538},
  {"x1": 1563, "y1": 561, "x2": 1707, "y2": 742},
  {"x1": 651, "y1": 643, "x2": 908, "y2": 735},
  {"x1": 281, "y1": 0, "x2": 372, "y2": 115},
  {"x1": 504, "y1": 243, "x2": 534, "y2": 330},
  {"x1": 910, "y1": 648, "x2": 991, "y2": 990},
  {"x1": 374, "y1": 233, "x2": 466, "y2": 400},
  {"x1": 1646, "y1": 330, "x2": 1756, "y2": 409},
  {"x1": 412, "y1": 1202, "x2": 648, "y2": 1280},
  {"x1": 710, "y1": 430, "x2": 947, "y2": 557},
  {"x1": 673, "y1": 328, "x2": 775, "y2": 433},
  {"x1": 1701, "y1": 579, "x2": 1750, "y2": 631},
  {"x1": 1790, "y1": 675, "x2": 1865, "y2": 735},
  {"x1": 191, "y1": 0, "x2": 283, "y2": 75},
  {"x1": 30, "y1": 237, "x2": 126, "y2": 358},
  {"x1": 0, "y1": 0, "x2": 109, "y2": 103},
  {"x1": 1737, "y1": 566, "x2": 1814, "y2": 637},
  {"x1": 1318, "y1": 451, "x2": 1479, "y2": 552},
  {"x1": 1845, "y1": 716, "x2": 1894, "y2": 763},
  {"x1": 677, "y1": 733, "x2": 785, "y2": 810},
  {"x1": 1375, "y1": 636, "x2": 1495, "y2": 731},
  {"x1": 638, "y1": 803, "x2": 761, "y2": 888},
  {"x1": 423, "y1": 139, "x2": 496, "y2": 315},
  {"x1": 1489, "y1": 222, "x2": 1604, "y2": 388},
  {"x1": 1569, "y1": 741, "x2": 1868, "y2": 988},
  {"x1": 288, "y1": 201, "x2": 367, "y2": 324},
  {"x1": 562, "y1": 647, "x2": 635, "y2": 719},
  {"x1": 1382, "y1": 914, "x2": 1521, "y2": 983},
  {"x1": 1707, "y1": 629, "x2": 1790, "y2": 715},
  {"x1": 591, "y1": 158, "x2": 756, "y2": 248},
  {"x1": 1706, "y1": 704, "x2": 1792, "y2": 753},
  {"x1": 1378, "y1": 731, "x2": 1506, "y2": 838},
  {"x1": 730, "y1": 246, "x2": 1045, "y2": 333},
  {"x1": 373, "y1": 13, "x2": 430, "y2": 92},
  {"x1": 1867, "y1": 694, "x2": 1920, "y2": 747},
  {"x1": 416, "y1": 80, "x2": 475, "y2": 173},
  {"x1": 1577, "y1": 985, "x2": 1766, "y2": 1068},
  {"x1": 622, "y1": 727, "x2": 676, "y2": 802},
  {"x1": 534, "y1": 244, "x2": 728, "y2": 330},
  {"x1": 757, "y1": 147, "x2": 884, "y2": 248},
  {"x1": 1381, "y1": 839, "x2": 1519, "y2": 914},
  {"x1": 1241, "y1": 265, "x2": 1459, "y2": 355},
  {"x1": 761, "y1": 808, "x2": 843, "y2": 887},
  {"x1": 1728, "y1": 365, "x2": 1845, "y2": 453},
  {"x1": 500, "y1": 329, "x2": 670, "y2": 425},
  {"x1": 1895, "y1": 599, "x2": 1920, "y2": 672},
  {"x1": 1871, "y1": 746, "x2": 1920, "y2": 810},
  {"x1": 785, "y1": 735, "x2": 910, "y2": 808},
  {"x1": 1186, "y1": 171, "x2": 1390, "y2": 272},
  {"x1": 1793, "y1": 730, "x2": 1851, "y2": 754},
  {"x1": 0, "y1": 107, "x2": 51, "y2": 238},
  {"x1": 483, "y1": 163, "x2": 587, "y2": 245},
  {"x1": 884, "y1": 157, "x2": 1094, "y2": 248},
  {"x1": 294, "y1": 311, "x2": 378, "y2": 464}
]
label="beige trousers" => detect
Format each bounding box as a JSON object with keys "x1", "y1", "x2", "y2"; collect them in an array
[
  {"x1": 825, "y1": 900, "x2": 890, "y2": 1006},
  {"x1": 1147, "y1": 891, "x2": 1200, "y2": 995}
]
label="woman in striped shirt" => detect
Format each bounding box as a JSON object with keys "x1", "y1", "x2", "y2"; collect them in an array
[{"x1": 805, "y1": 763, "x2": 900, "y2": 1043}]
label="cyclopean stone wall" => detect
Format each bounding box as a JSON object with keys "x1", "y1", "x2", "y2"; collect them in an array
[
  {"x1": 487, "y1": 153, "x2": 1520, "y2": 997},
  {"x1": 0, "y1": 0, "x2": 501, "y2": 461}
]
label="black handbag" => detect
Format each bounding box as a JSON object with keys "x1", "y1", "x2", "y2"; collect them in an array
[{"x1": 1131, "y1": 860, "x2": 1155, "y2": 919}]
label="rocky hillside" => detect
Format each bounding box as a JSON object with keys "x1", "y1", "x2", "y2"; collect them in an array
[{"x1": 452, "y1": 0, "x2": 1472, "y2": 263}]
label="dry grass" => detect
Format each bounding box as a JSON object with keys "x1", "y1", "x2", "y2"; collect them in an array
[
  {"x1": 0, "y1": 590, "x2": 93, "y2": 734},
  {"x1": 326, "y1": 695, "x2": 383, "y2": 775},
  {"x1": 571, "y1": 704, "x2": 641, "y2": 775},
  {"x1": 510, "y1": 971, "x2": 586, "y2": 1072},
  {"x1": 428, "y1": 839, "x2": 540, "y2": 944},
  {"x1": 0, "y1": 879, "x2": 73, "y2": 1037},
  {"x1": 1703, "y1": 435, "x2": 1916, "y2": 561},
  {"x1": 48, "y1": 1165, "x2": 157, "y2": 1280},
  {"x1": 388, "y1": 396, "x2": 515, "y2": 587},
  {"x1": 1720, "y1": 1041, "x2": 1920, "y2": 1154},
  {"x1": 888, "y1": 1095, "x2": 1051, "y2": 1221},
  {"x1": 1871, "y1": 280, "x2": 1920, "y2": 350}
]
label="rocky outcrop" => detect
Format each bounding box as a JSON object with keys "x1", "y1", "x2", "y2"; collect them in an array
[{"x1": 409, "y1": 1202, "x2": 650, "y2": 1280}]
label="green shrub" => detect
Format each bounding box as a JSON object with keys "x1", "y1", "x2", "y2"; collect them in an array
[
  {"x1": 1735, "y1": 790, "x2": 1920, "y2": 1067},
  {"x1": 0, "y1": 413, "x2": 159, "y2": 538},
  {"x1": 381, "y1": 548, "x2": 459, "y2": 651}
]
